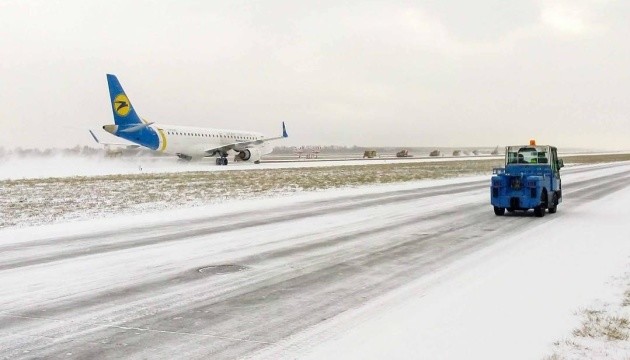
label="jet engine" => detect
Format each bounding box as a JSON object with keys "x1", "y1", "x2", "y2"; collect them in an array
[{"x1": 237, "y1": 148, "x2": 262, "y2": 163}]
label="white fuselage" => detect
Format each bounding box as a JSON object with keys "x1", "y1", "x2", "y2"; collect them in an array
[{"x1": 152, "y1": 124, "x2": 273, "y2": 158}]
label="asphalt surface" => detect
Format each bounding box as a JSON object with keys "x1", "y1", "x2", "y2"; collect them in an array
[{"x1": 0, "y1": 163, "x2": 629, "y2": 359}]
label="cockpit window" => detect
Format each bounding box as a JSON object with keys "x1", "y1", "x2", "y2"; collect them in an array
[{"x1": 506, "y1": 146, "x2": 549, "y2": 165}]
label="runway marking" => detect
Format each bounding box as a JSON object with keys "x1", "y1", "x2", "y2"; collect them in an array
[{"x1": 0, "y1": 312, "x2": 272, "y2": 345}]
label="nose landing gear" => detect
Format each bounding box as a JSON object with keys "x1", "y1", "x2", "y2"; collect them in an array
[
  {"x1": 215, "y1": 157, "x2": 228, "y2": 166},
  {"x1": 177, "y1": 153, "x2": 192, "y2": 162}
]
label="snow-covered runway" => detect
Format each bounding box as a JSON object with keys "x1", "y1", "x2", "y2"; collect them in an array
[{"x1": 0, "y1": 162, "x2": 629, "y2": 359}]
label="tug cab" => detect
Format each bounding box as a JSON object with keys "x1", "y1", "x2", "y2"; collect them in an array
[{"x1": 491, "y1": 140, "x2": 563, "y2": 217}]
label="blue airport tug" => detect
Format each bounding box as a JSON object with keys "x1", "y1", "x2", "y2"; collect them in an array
[{"x1": 491, "y1": 140, "x2": 564, "y2": 217}]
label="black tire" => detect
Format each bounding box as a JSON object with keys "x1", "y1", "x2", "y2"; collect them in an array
[
  {"x1": 223, "y1": 158, "x2": 228, "y2": 166},
  {"x1": 494, "y1": 206, "x2": 505, "y2": 216},
  {"x1": 215, "y1": 158, "x2": 221, "y2": 165},
  {"x1": 507, "y1": 208, "x2": 515, "y2": 213},
  {"x1": 534, "y1": 191, "x2": 547, "y2": 217},
  {"x1": 548, "y1": 192, "x2": 558, "y2": 214}
]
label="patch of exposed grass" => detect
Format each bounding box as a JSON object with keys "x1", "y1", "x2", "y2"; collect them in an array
[
  {"x1": 543, "y1": 353, "x2": 564, "y2": 360},
  {"x1": 547, "y1": 272, "x2": 630, "y2": 359},
  {"x1": 572, "y1": 309, "x2": 630, "y2": 341},
  {"x1": 0, "y1": 159, "x2": 503, "y2": 228},
  {"x1": 622, "y1": 289, "x2": 630, "y2": 307},
  {"x1": 563, "y1": 153, "x2": 630, "y2": 164}
]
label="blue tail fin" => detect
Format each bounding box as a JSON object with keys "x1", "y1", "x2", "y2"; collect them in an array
[{"x1": 106, "y1": 74, "x2": 143, "y2": 126}]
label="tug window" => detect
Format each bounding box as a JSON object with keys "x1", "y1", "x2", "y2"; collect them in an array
[{"x1": 506, "y1": 146, "x2": 550, "y2": 165}]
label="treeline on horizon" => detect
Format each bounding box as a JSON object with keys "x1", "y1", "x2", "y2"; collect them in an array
[
  {"x1": 0, "y1": 146, "x2": 162, "y2": 158},
  {"x1": 0, "y1": 145, "x2": 602, "y2": 159},
  {"x1": 269, "y1": 145, "x2": 499, "y2": 154},
  {"x1": 0, "y1": 146, "x2": 103, "y2": 158},
  {"x1": 0, "y1": 145, "x2": 499, "y2": 158}
]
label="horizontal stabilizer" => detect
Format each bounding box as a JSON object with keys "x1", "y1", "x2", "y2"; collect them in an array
[
  {"x1": 120, "y1": 122, "x2": 155, "y2": 133},
  {"x1": 90, "y1": 129, "x2": 140, "y2": 148},
  {"x1": 89, "y1": 130, "x2": 100, "y2": 144}
]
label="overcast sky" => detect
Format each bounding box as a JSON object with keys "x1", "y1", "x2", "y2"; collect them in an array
[{"x1": 1, "y1": 0, "x2": 628, "y2": 150}]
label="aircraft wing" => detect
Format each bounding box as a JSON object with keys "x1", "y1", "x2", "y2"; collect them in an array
[
  {"x1": 203, "y1": 122, "x2": 288, "y2": 156},
  {"x1": 203, "y1": 139, "x2": 263, "y2": 156}
]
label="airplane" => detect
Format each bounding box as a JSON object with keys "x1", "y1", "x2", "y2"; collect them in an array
[{"x1": 101, "y1": 74, "x2": 288, "y2": 165}]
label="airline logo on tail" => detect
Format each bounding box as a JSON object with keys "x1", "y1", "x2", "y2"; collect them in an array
[{"x1": 113, "y1": 94, "x2": 131, "y2": 117}]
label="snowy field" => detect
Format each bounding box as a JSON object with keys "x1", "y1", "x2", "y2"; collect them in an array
[
  {"x1": 1, "y1": 152, "x2": 628, "y2": 181},
  {"x1": 2, "y1": 154, "x2": 629, "y2": 228},
  {"x1": 0, "y1": 161, "x2": 629, "y2": 359},
  {"x1": 2, "y1": 158, "x2": 507, "y2": 228}
]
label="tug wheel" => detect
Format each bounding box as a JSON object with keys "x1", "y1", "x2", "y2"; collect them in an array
[
  {"x1": 534, "y1": 192, "x2": 547, "y2": 217},
  {"x1": 494, "y1": 206, "x2": 505, "y2": 216},
  {"x1": 548, "y1": 192, "x2": 558, "y2": 214}
]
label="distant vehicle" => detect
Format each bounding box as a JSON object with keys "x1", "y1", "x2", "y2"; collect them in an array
[
  {"x1": 452, "y1": 150, "x2": 462, "y2": 156},
  {"x1": 429, "y1": 150, "x2": 441, "y2": 157},
  {"x1": 293, "y1": 146, "x2": 305, "y2": 158},
  {"x1": 490, "y1": 140, "x2": 563, "y2": 217},
  {"x1": 100, "y1": 74, "x2": 288, "y2": 165},
  {"x1": 309, "y1": 146, "x2": 322, "y2": 159},
  {"x1": 396, "y1": 149, "x2": 412, "y2": 157},
  {"x1": 363, "y1": 150, "x2": 377, "y2": 158}
]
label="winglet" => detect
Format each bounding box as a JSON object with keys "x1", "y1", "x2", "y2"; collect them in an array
[
  {"x1": 282, "y1": 122, "x2": 288, "y2": 138},
  {"x1": 89, "y1": 130, "x2": 100, "y2": 144}
]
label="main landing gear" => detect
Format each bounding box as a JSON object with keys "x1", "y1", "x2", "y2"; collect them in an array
[{"x1": 215, "y1": 157, "x2": 228, "y2": 166}]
